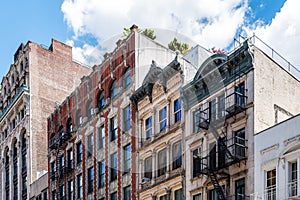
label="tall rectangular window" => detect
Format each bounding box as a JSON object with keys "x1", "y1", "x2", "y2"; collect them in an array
[
  {"x1": 174, "y1": 189, "x2": 183, "y2": 200},
  {"x1": 68, "y1": 180, "x2": 73, "y2": 200},
  {"x1": 88, "y1": 167, "x2": 94, "y2": 193},
  {"x1": 209, "y1": 99, "x2": 216, "y2": 122},
  {"x1": 87, "y1": 133, "x2": 94, "y2": 158},
  {"x1": 111, "y1": 192, "x2": 117, "y2": 200},
  {"x1": 144, "y1": 156, "x2": 152, "y2": 179},
  {"x1": 266, "y1": 169, "x2": 276, "y2": 200},
  {"x1": 97, "y1": 125, "x2": 105, "y2": 149},
  {"x1": 235, "y1": 82, "x2": 245, "y2": 107},
  {"x1": 172, "y1": 142, "x2": 182, "y2": 170},
  {"x1": 98, "y1": 161, "x2": 105, "y2": 188},
  {"x1": 174, "y1": 99, "x2": 182, "y2": 123},
  {"x1": 159, "y1": 107, "x2": 167, "y2": 132},
  {"x1": 193, "y1": 110, "x2": 201, "y2": 133},
  {"x1": 60, "y1": 185, "x2": 65, "y2": 199},
  {"x1": 76, "y1": 142, "x2": 82, "y2": 164},
  {"x1": 235, "y1": 178, "x2": 245, "y2": 200},
  {"x1": 193, "y1": 194, "x2": 202, "y2": 200},
  {"x1": 235, "y1": 128, "x2": 246, "y2": 158},
  {"x1": 123, "y1": 186, "x2": 131, "y2": 200},
  {"x1": 145, "y1": 117, "x2": 152, "y2": 139},
  {"x1": 77, "y1": 173, "x2": 83, "y2": 199},
  {"x1": 123, "y1": 106, "x2": 131, "y2": 132},
  {"x1": 160, "y1": 195, "x2": 167, "y2": 200},
  {"x1": 158, "y1": 148, "x2": 167, "y2": 176},
  {"x1": 289, "y1": 162, "x2": 297, "y2": 197},
  {"x1": 123, "y1": 144, "x2": 131, "y2": 173},
  {"x1": 193, "y1": 148, "x2": 201, "y2": 177},
  {"x1": 67, "y1": 149, "x2": 73, "y2": 169},
  {"x1": 110, "y1": 117, "x2": 118, "y2": 142},
  {"x1": 218, "y1": 94, "x2": 225, "y2": 118},
  {"x1": 110, "y1": 153, "x2": 118, "y2": 181}
]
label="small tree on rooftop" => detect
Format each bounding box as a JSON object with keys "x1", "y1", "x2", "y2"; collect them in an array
[
  {"x1": 123, "y1": 27, "x2": 156, "y2": 40},
  {"x1": 168, "y1": 37, "x2": 190, "y2": 55}
]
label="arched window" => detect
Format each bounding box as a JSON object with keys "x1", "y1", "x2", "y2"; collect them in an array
[
  {"x1": 86, "y1": 100, "x2": 93, "y2": 119},
  {"x1": 97, "y1": 91, "x2": 105, "y2": 109},
  {"x1": 66, "y1": 118, "x2": 73, "y2": 133},
  {"x1": 123, "y1": 68, "x2": 131, "y2": 88},
  {"x1": 110, "y1": 80, "x2": 118, "y2": 98},
  {"x1": 76, "y1": 109, "x2": 82, "y2": 126}
]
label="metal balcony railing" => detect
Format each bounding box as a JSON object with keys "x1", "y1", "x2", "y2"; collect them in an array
[
  {"x1": 288, "y1": 180, "x2": 298, "y2": 198},
  {"x1": 58, "y1": 132, "x2": 72, "y2": 147},
  {"x1": 264, "y1": 186, "x2": 276, "y2": 200},
  {"x1": 225, "y1": 91, "x2": 247, "y2": 117},
  {"x1": 198, "y1": 136, "x2": 248, "y2": 174}
]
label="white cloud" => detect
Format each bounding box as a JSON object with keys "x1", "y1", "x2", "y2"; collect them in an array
[
  {"x1": 244, "y1": 0, "x2": 300, "y2": 69},
  {"x1": 61, "y1": 0, "x2": 248, "y2": 65}
]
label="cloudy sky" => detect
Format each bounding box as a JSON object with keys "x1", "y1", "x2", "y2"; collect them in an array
[{"x1": 1, "y1": 0, "x2": 299, "y2": 78}]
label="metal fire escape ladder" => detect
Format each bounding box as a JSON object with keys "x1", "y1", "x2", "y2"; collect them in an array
[{"x1": 207, "y1": 169, "x2": 226, "y2": 200}]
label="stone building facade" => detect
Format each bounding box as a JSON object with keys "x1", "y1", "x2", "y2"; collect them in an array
[
  {"x1": 181, "y1": 39, "x2": 300, "y2": 200},
  {"x1": 47, "y1": 25, "x2": 178, "y2": 200},
  {"x1": 253, "y1": 114, "x2": 300, "y2": 200},
  {"x1": 0, "y1": 39, "x2": 91, "y2": 200}
]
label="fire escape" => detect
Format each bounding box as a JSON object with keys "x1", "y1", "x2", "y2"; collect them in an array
[
  {"x1": 196, "y1": 85, "x2": 248, "y2": 200},
  {"x1": 49, "y1": 124, "x2": 75, "y2": 200}
]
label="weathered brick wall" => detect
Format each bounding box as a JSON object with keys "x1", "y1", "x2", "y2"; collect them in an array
[{"x1": 28, "y1": 39, "x2": 91, "y2": 183}]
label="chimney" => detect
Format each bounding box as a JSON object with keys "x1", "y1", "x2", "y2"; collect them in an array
[{"x1": 130, "y1": 24, "x2": 139, "y2": 32}]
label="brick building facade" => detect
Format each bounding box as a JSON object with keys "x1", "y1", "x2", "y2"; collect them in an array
[
  {"x1": 47, "y1": 25, "x2": 177, "y2": 200},
  {"x1": 0, "y1": 39, "x2": 91, "y2": 200}
]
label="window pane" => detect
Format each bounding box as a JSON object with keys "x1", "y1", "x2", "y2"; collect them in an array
[
  {"x1": 174, "y1": 99, "x2": 182, "y2": 123},
  {"x1": 123, "y1": 186, "x2": 131, "y2": 200},
  {"x1": 172, "y1": 142, "x2": 182, "y2": 170},
  {"x1": 158, "y1": 149, "x2": 166, "y2": 176},
  {"x1": 175, "y1": 189, "x2": 183, "y2": 200},
  {"x1": 144, "y1": 156, "x2": 152, "y2": 179},
  {"x1": 123, "y1": 145, "x2": 131, "y2": 173},
  {"x1": 159, "y1": 107, "x2": 167, "y2": 132},
  {"x1": 111, "y1": 153, "x2": 118, "y2": 181},
  {"x1": 123, "y1": 106, "x2": 131, "y2": 132},
  {"x1": 145, "y1": 117, "x2": 152, "y2": 139}
]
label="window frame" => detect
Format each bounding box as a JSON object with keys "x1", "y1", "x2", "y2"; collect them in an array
[
  {"x1": 123, "y1": 105, "x2": 131, "y2": 132},
  {"x1": 172, "y1": 141, "x2": 182, "y2": 170},
  {"x1": 98, "y1": 91, "x2": 105, "y2": 109},
  {"x1": 158, "y1": 148, "x2": 167, "y2": 177},
  {"x1": 174, "y1": 98, "x2": 182, "y2": 123},
  {"x1": 110, "y1": 153, "x2": 118, "y2": 182},
  {"x1": 97, "y1": 125, "x2": 105, "y2": 150},
  {"x1": 87, "y1": 167, "x2": 94, "y2": 193},
  {"x1": 110, "y1": 80, "x2": 118, "y2": 99},
  {"x1": 76, "y1": 142, "x2": 82, "y2": 164},
  {"x1": 159, "y1": 107, "x2": 167, "y2": 132},
  {"x1": 145, "y1": 116, "x2": 153, "y2": 139},
  {"x1": 98, "y1": 161, "x2": 105, "y2": 188},
  {"x1": 123, "y1": 144, "x2": 131, "y2": 173},
  {"x1": 123, "y1": 185, "x2": 131, "y2": 200},
  {"x1": 77, "y1": 173, "x2": 83, "y2": 199},
  {"x1": 110, "y1": 116, "x2": 118, "y2": 142},
  {"x1": 123, "y1": 67, "x2": 131, "y2": 88},
  {"x1": 86, "y1": 133, "x2": 94, "y2": 158}
]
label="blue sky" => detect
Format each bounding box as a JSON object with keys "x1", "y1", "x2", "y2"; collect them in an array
[{"x1": 0, "y1": 0, "x2": 296, "y2": 79}]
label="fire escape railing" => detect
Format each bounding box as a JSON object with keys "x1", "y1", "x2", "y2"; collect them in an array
[{"x1": 196, "y1": 91, "x2": 248, "y2": 199}]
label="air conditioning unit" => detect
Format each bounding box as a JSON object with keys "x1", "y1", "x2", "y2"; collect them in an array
[{"x1": 141, "y1": 177, "x2": 150, "y2": 184}]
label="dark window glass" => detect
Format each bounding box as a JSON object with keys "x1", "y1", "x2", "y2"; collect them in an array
[
  {"x1": 123, "y1": 106, "x2": 131, "y2": 132},
  {"x1": 76, "y1": 142, "x2": 82, "y2": 164},
  {"x1": 88, "y1": 167, "x2": 94, "y2": 193},
  {"x1": 86, "y1": 100, "x2": 93, "y2": 119},
  {"x1": 97, "y1": 125, "x2": 105, "y2": 149},
  {"x1": 144, "y1": 156, "x2": 152, "y2": 179},
  {"x1": 193, "y1": 148, "x2": 201, "y2": 177},
  {"x1": 158, "y1": 149, "x2": 166, "y2": 176},
  {"x1": 111, "y1": 192, "x2": 117, "y2": 200},
  {"x1": 98, "y1": 161, "x2": 105, "y2": 188},
  {"x1": 145, "y1": 117, "x2": 152, "y2": 139},
  {"x1": 87, "y1": 133, "x2": 94, "y2": 158},
  {"x1": 110, "y1": 153, "x2": 118, "y2": 181},
  {"x1": 98, "y1": 91, "x2": 105, "y2": 109},
  {"x1": 77, "y1": 174, "x2": 83, "y2": 198},
  {"x1": 110, "y1": 80, "x2": 118, "y2": 98},
  {"x1": 159, "y1": 107, "x2": 167, "y2": 132},
  {"x1": 123, "y1": 68, "x2": 131, "y2": 88},
  {"x1": 235, "y1": 178, "x2": 245, "y2": 200},
  {"x1": 110, "y1": 117, "x2": 118, "y2": 141},
  {"x1": 174, "y1": 189, "x2": 183, "y2": 200},
  {"x1": 172, "y1": 142, "x2": 182, "y2": 170},
  {"x1": 174, "y1": 99, "x2": 182, "y2": 123},
  {"x1": 123, "y1": 186, "x2": 131, "y2": 200},
  {"x1": 123, "y1": 144, "x2": 131, "y2": 173}
]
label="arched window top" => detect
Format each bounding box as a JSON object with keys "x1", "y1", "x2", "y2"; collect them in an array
[
  {"x1": 66, "y1": 118, "x2": 73, "y2": 133},
  {"x1": 76, "y1": 109, "x2": 82, "y2": 126},
  {"x1": 123, "y1": 67, "x2": 131, "y2": 88},
  {"x1": 97, "y1": 91, "x2": 105, "y2": 109},
  {"x1": 86, "y1": 100, "x2": 93, "y2": 119},
  {"x1": 110, "y1": 80, "x2": 118, "y2": 98}
]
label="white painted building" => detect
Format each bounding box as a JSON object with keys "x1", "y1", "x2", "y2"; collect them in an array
[{"x1": 253, "y1": 114, "x2": 300, "y2": 200}]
